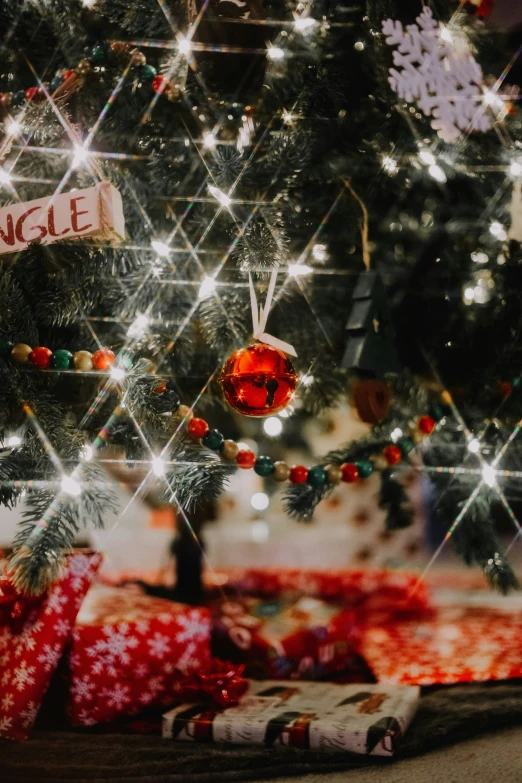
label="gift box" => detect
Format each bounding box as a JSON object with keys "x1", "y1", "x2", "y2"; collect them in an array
[
  {"x1": 163, "y1": 679, "x2": 419, "y2": 756},
  {"x1": 0, "y1": 551, "x2": 102, "y2": 741},
  {"x1": 211, "y1": 595, "x2": 358, "y2": 680},
  {"x1": 359, "y1": 595, "x2": 522, "y2": 685},
  {"x1": 67, "y1": 584, "x2": 211, "y2": 726}
]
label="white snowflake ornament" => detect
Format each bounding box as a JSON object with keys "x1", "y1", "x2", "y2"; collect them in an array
[{"x1": 382, "y1": 8, "x2": 492, "y2": 142}]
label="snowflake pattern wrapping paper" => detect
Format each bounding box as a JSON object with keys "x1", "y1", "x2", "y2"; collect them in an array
[
  {"x1": 0, "y1": 551, "x2": 102, "y2": 741},
  {"x1": 382, "y1": 8, "x2": 492, "y2": 142},
  {"x1": 66, "y1": 584, "x2": 211, "y2": 726}
]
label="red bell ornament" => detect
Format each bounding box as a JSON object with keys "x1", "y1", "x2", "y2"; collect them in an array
[{"x1": 220, "y1": 343, "x2": 298, "y2": 417}]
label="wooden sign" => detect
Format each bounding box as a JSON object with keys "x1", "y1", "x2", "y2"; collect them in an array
[{"x1": 0, "y1": 182, "x2": 125, "y2": 255}]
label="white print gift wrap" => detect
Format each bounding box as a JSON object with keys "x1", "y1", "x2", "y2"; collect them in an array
[
  {"x1": 163, "y1": 680, "x2": 420, "y2": 756},
  {"x1": 0, "y1": 182, "x2": 125, "y2": 255}
]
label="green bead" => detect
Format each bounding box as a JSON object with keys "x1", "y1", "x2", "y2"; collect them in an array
[
  {"x1": 51, "y1": 349, "x2": 73, "y2": 369},
  {"x1": 355, "y1": 460, "x2": 374, "y2": 479},
  {"x1": 90, "y1": 45, "x2": 106, "y2": 62},
  {"x1": 140, "y1": 64, "x2": 157, "y2": 81},
  {"x1": 397, "y1": 436, "x2": 415, "y2": 458},
  {"x1": 254, "y1": 456, "x2": 274, "y2": 477},
  {"x1": 202, "y1": 429, "x2": 224, "y2": 451},
  {"x1": 428, "y1": 403, "x2": 444, "y2": 422},
  {"x1": 117, "y1": 350, "x2": 134, "y2": 370},
  {"x1": 512, "y1": 376, "x2": 522, "y2": 391},
  {"x1": 0, "y1": 337, "x2": 13, "y2": 356},
  {"x1": 308, "y1": 465, "x2": 327, "y2": 487}
]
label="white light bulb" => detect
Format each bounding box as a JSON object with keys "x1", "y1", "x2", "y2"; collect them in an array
[
  {"x1": 251, "y1": 520, "x2": 270, "y2": 542},
  {"x1": 7, "y1": 435, "x2": 21, "y2": 447},
  {"x1": 251, "y1": 492, "x2": 269, "y2": 511},
  {"x1": 110, "y1": 367, "x2": 126, "y2": 381},
  {"x1": 391, "y1": 427, "x2": 403, "y2": 442},
  {"x1": 510, "y1": 161, "x2": 522, "y2": 177},
  {"x1": 178, "y1": 37, "x2": 192, "y2": 55},
  {"x1": 294, "y1": 17, "x2": 315, "y2": 31},
  {"x1": 61, "y1": 475, "x2": 82, "y2": 496},
  {"x1": 282, "y1": 112, "x2": 293, "y2": 124},
  {"x1": 354, "y1": 41, "x2": 365, "y2": 51},
  {"x1": 312, "y1": 244, "x2": 327, "y2": 261},
  {"x1": 71, "y1": 144, "x2": 88, "y2": 169},
  {"x1": 208, "y1": 185, "x2": 231, "y2": 207},
  {"x1": 471, "y1": 251, "x2": 488, "y2": 264},
  {"x1": 482, "y1": 464, "x2": 496, "y2": 487},
  {"x1": 468, "y1": 438, "x2": 480, "y2": 454},
  {"x1": 288, "y1": 263, "x2": 313, "y2": 277},
  {"x1": 429, "y1": 164, "x2": 447, "y2": 183},
  {"x1": 151, "y1": 240, "x2": 170, "y2": 257},
  {"x1": 464, "y1": 287, "x2": 475, "y2": 302},
  {"x1": 439, "y1": 25, "x2": 453, "y2": 43},
  {"x1": 382, "y1": 155, "x2": 398, "y2": 174},
  {"x1": 419, "y1": 150, "x2": 436, "y2": 166},
  {"x1": 203, "y1": 132, "x2": 216, "y2": 149},
  {"x1": 263, "y1": 416, "x2": 283, "y2": 437},
  {"x1": 268, "y1": 46, "x2": 285, "y2": 60},
  {"x1": 198, "y1": 275, "x2": 216, "y2": 299},
  {"x1": 490, "y1": 222, "x2": 507, "y2": 241},
  {"x1": 483, "y1": 89, "x2": 504, "y2": 110},
  {"x1": 301, "y1": 374, "x2": 314, "y2": 386},
  {"x1": 82, "y1": 0, "x2": 96, "y2": 6},
  {"x1": 127, "y1": 313, "x2": 149, "y2": 337},
  {"x1": 81, "y1": 444, "x2": 93, "y2": 462},
  {"x1": 0, "y1": 169, "x2": 12, "y2": 185},
  {"x1": 152, "y1": 456, "x2": 165, "y2": 477},
  {"x1": 6, "y1": 119, "x2": 21, "y2": 137}
]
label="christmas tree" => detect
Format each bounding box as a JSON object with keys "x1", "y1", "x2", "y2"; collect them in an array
[{"x1": 0, "y1": 0, "x2": 520, "y2": 597}]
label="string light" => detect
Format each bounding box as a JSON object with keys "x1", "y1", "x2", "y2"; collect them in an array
[
  {"x1": 468, "y1": 438, "x2": 480, "y2": 453},
  {"x1": 80, "y1": 444, "x2": 93, "y2": 461},
  {"x1": 312, "y1": 244, "x2": 327, "y2": 261},
  {"x1": 391, "y1": 427, "x2": 403, "y2": 442},
  {"x1": 429, "y1": 164, "x2": 447, "y2": 183},
  {"x1": 288, "y1": 263, "x2": 313, "y2": 277},
  {"x1": 61, "y1": 475, "x2": 82, "y2": 496},
  {"x1": 510, "y1": 161, "x2": 522, "y2": 178},
  {"x1": 110, "y1": 367, "x2": 126, "y2": 381},
  {"x1": 294, "y1": 17, "x2": 315, "y2": 32},
  {"x1": 178, "y1": 37, "x2": 192, "y2": 56},
  {"x1": 490, "y1": 222, "x2": 507, "y2": 241},
  {"x1": 5, "y1": 119, "x2": 21, "y2": 137},
  {"x1": 464, "y1": 286, "x2": 475, "y2": 303},
  {"x1": 263, "y1": 417, "x2": 283, "y2": 436},
  {"x1": 208, "y1": 185, "x2": 231, "y2": 208},
  {"x1": 354, "y1": 41, "x2": 365, "y2": 51},
  {"x1": 482, "y1": 464, "x2": 496, "y2": 487},
  {"x1": 0, "y1": 169, "x2": 12, "y2": 185},
  {"x1": 71, "y1": 144, "x2": 88, "y2": 169},
  {"x1": 198, "y1": 275, "x2": 216, "y2": 299},
  {"x1": 203, "y1": 132, "x2": 216, "y2": 149},
  {"x1": 251, "y1": 492, "x2": 269, "y2": 511},
  {"x1": 127, "y1": 313, "x2": 149, "y2": 337},
  {"x1": 152, "y1": 456, "x2": 165, "y2": 477},
  {"x1": 267, "y1": 47, "x2": 285, "y2": 61},
  {"x1": 301, "y1": 374, "x2": 314, "y2": 386},
  {"x1": 439, "y1": 25, "x2": 453, "y2": 43},
  {"x1": 82, "y1": 0, "x2": 96, "y2": 6},
  {"x1": 382, "y1": 155, "x2": 398, "y2": 174},
  {"x1": 282, "y1": 112, "x2": 293, "y2": 124},
  {"x1": 7, "y1": 435, "x2": 22, "y2": 447},
  {"x1": 418, "y1": 150, "x2": 436, "y2": 166},
  {"x1": 471, "y1": 251, "x2": 488, "y2": 264},
  {"x1": 151, "y1": 240, "x2": 171, "y2": 257},
  {"x1": 483, "y1": 89, "x2": 504, "y2": 111}
]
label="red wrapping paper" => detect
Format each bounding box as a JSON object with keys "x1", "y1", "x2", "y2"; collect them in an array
[
  {"x1": 359, "y1": 602, "x2": 522, "y2": 685},
  {"x1": 67, "y1": 584, "x2": 211, "y2": 726},
  {"x1": 0, "y1": 551, "x2": 102, "y2": 740}
]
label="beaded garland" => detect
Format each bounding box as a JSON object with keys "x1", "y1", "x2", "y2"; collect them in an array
[
  {"x1": 0, "y1": 42, "x2": 181, "y2": 123},
  {"x1": 4, "y1": 340, "x2": 117, "y2": 372}
]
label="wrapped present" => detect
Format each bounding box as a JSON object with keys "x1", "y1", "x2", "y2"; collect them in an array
[
  {"x1": 211, "y1": 596, "x2": 358, "y2": 680},
  {"x1": 0, "y1": 551, "x2": 102, "y2": 741},
  {"x1": 163, "y1": 679, "x2": 419, "y2": 756},
  {"x1": 67, "y1": 584, "x2": 211, "y2": 726},
  {"x1": 359, "y1": 596, "x2": 522, "y2": 685}
]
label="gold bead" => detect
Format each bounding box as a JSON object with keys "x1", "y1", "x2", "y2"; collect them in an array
[
  {"x1": 73, "y1": 350, "x2": 93, "y2": 371},
  {"x1": 273, "y1": 461, "x2": 291, "y2": 482},
  {"x1": 173, "y1": 404, "x2": 193, "y2": 424},
  {"x1": 325, "y1": 464, "x2": 342, "y2": 484},
  {"x1": 413, "y1": 430, "x2": 425, "y2": 444},
  {"x1": 76, "y1": 59, "x2": 92, "y2": 76},
  {"x1": 141, "y1": 359, "x2": 156, "y2": 373},
  {"x1": 166, "y1": 84, "x2": 182, "y2": 102},
  {"x1": 221, "y1": 440, "x2": 239, "y2": 461},
  {"x1": 440, "y1": 390, "x2": 452, "y2": 407},
  {"x1": 370, "y1": 454, "x2": 389, "y2": 471},
  {"x1": 11, "y1": 343, "x2": 32, "y2": 363},
  {"x1": 131, "y1": 50, "x2": 147, "y2": 66}
]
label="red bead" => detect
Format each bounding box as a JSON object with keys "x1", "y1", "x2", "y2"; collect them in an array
[
  {"x1": 29, "y1": 346, "x2": 52, "y2": 369},
  {"x1": 236, "y1": 449, "x2": 256, "y2": 469},
  {"x1": 153, "y1": 381, "x2": 167, "y2": 394},
  {"x1": 63, "y1": 69, "x2": 75, "y2": 81},
  {"x1": 383, "y1": 445, "x2": 402, "y2": 465},
  {"x1": 418, "y1": 415, "x2": 436, "y2": 435},
  {"x1": 341, "y1": 463, "x2": 359, "y2": 483},
  {"x1": 188, "y1": 417, "x2": 209, "y2": 439},
  {"x1": 498, "y1": 382, "x2": 512, "y2": 399},
  {"x1": 152, "y1": 75, "x2": 169, "y2": 94},
  {"x1": 25, "y1": 86, "x2": 44, "y2": 102},
  {"x1": 92, "y1": 349, "x2": 115, "y2": 371},
  {"x1": 220, "y1": 343, "x2": 298, "y2": 417},
  {"x1": 290, "y1": 465, "x2": 309, "y2": 484}
]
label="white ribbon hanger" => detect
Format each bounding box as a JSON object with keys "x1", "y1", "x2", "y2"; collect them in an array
[{"x1": 248, "y1": 268, "x2": 297, "y2": 357}]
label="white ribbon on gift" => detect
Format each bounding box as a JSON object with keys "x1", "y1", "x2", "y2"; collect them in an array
[{"x1": 248, "y1": 268, "x2": 297, "y2": 357}]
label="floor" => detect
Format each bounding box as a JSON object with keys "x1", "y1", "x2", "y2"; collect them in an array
[{"x1": 251, "y1": 726, "x2": 522, "y2": 783}]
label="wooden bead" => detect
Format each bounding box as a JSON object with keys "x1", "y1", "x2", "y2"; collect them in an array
[
  {"x1": 73, "y1": 350, "x2": 94, "y2": 371},
  {"x1": 167, "y1": 84, "x2": 182, "y2": 102},
  {"x1": 76, "y1": 59, "x2": 92, "y2": 75},
  {"x1": 221, "y1": 440, "x2": 239, "y2": 461},
  {"x1": 325, "y1": 464, "x2": 342, "y2": 484},
  {"x1": 110, "y1": 42, "x2": 130, "y2": 54},
  {"x1": 440, "y1": 390, "x2": 452, "y2": 407},
  {"x1": 173, "y1": 404, "x2": 193, "y2": 423},
  {"x1": 371, "y1": 454, "x2": 389, "y2": 471},
  {"x1": 11, "y1": 343, "x2": 32, "y2": 364},
  {"x1": 273, "y1": 461, "x2": 291, "y2": 481},
  {"x1": 131, "y1": 50, "x2": 147, "y2": 66}
]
